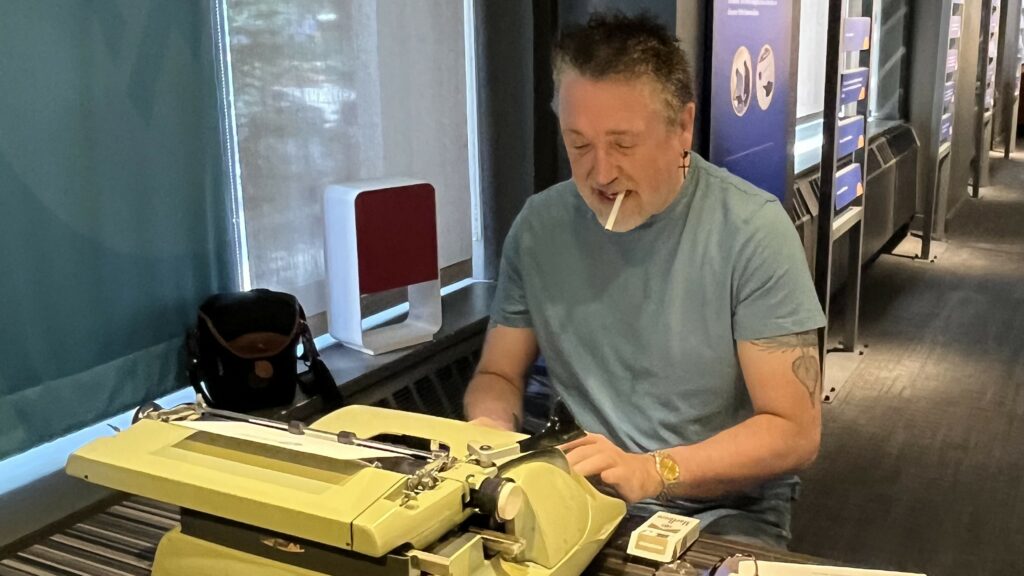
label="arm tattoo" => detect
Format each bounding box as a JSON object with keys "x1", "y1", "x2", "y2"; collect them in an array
[{"x1": 749, "y1": 330, "x2": 821, "y2": 405}]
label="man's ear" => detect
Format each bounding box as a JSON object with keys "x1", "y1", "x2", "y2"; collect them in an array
[{"x1": 677, "y1": 102, "x2": 697, "y2": 151}]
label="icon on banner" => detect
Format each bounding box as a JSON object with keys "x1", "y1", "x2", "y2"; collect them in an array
[
  {"x1": 756, "y1": 44, "x2": 775, "y2": 111},
  {"x1": 730, "y1": 46, "x2": 752, "y2": 117}
]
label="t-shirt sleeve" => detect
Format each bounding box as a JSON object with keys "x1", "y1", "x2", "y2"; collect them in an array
[
  {"x1": 489, "y1": 209, "x2": 533, "y2": 329},
  {"x1": 731, "y1": 200, "x2": 826, "y2": 341}
]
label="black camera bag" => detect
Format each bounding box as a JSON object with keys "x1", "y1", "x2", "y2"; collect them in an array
[{"x1": 186, "y1": 289, "x2": 343, "y2": 413}]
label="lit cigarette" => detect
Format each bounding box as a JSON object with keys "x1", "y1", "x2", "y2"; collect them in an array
[{"x1": 605, "y1": 192, "x2": 626, "y2": 231}]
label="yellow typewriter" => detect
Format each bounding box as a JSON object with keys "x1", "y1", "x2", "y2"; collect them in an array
[{"x1": 66, "y1": 401, "x2": 625, "y2": 576}]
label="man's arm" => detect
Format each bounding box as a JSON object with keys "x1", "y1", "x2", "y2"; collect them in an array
[
  {"x1": 562, "y1": 329, "x2": 821, "y2": 502},
  {"x1": 463, "y1": 324, "x2": 539, "y2": 431},
  {"x1": 659, "y1": 329, "x2": 822, "y2": 497}
]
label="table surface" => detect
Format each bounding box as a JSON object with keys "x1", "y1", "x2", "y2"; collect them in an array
[
  {"x1": 1, "y1": 497, "x2": 831, "y2": 576},
  {"x1": 586, "y1": 513, "x2": 825, "y2": 575}
]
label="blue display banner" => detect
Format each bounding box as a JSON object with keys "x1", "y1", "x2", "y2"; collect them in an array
[
  {"x1": 708, "y1": 0, "x2": 795, "y2": 202},
  {"x1": 946, "y1": 49, "x2": 958, "y2": 74},
  {"x1": 839, "y1": 68, "x2": 869, "y2": 106},
  {"x1": 949, "y1": 15, "x2": 962, "y2": 39},
  {"x1": 940, "y1": 113, "x2": 953, "y2": 144},
  {"x1": 835, "y1": 164, "x2": 863, "y2": 211},
  {"x1": 843, "y1": 18, "x2": 871, "y2": 52},
  {"x1": 837, "y1": 116, "x2": 865, "y2": 158},
  {"x1": 943, "y1": 81, "x2": 955, "y2": 107}
]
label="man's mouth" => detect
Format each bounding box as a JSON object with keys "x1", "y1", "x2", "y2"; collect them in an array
[{"x1": 596, "y1": 188, "x2": 631, "y2": 203}]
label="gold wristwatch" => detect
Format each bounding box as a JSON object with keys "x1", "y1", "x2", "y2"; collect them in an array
[{"x1": 651, "y1": 450, "x2": 680, "y2": 502}]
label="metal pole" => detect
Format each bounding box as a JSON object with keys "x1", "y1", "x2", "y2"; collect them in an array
[
  {"x1": 814, "y1": 0, "x2": 845, "y2": 383},
  {"x1": 975, "y1": 0, "x2": 995, "y2": 199}
]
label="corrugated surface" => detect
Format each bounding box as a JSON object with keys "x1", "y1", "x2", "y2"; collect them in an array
[{"x1": 1, "y1": 497, "x2": 817, "y2": 576}]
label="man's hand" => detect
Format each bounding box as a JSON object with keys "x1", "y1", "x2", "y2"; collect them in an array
[
  {"x1": 560, "y1": 433, "x2": 663, "y2": 503},
  {"x1": 468, "y1": 416, "x2": 517, "y2": 431},
  {"x1": 463, "y1": 325, "x2": 537, "y2": 432}
]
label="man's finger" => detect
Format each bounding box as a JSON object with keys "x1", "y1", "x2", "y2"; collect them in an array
[
  {"x1": 571, "y1": 451, "x2": 616, "y2": 478},
  {"x1": 562, "y1": 442, "x2": 607, "y2": 467},
  {"x1": 599, "y1": 465, "x2": 634, "y2": 487},
  {"x1": 468, "y1": 416, "x2": 512, "y2": 431},
  {"x1": 559, "y1": 432, "x2": 603, "y2": 452}
]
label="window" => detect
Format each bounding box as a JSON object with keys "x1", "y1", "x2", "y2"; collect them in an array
[
  {"x1": 794, "y1": 0, "x2": 912, "y2": 173},
  {"x1": 215, "y1": 0, "x2": 478, "y2": 334},
  {"x1": 797, "y1": 1, "x2": 830, "y2": 120},
  {"x1": 868, "y1": 0, "x2": 911, "y2": 122}
]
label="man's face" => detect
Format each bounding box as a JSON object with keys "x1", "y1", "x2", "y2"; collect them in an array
[{"x1": 558, "y1": 72, "x2": 695, "y2": 232}]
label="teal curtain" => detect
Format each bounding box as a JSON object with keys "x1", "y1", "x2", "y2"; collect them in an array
[{"x1": 0, "y1": 0, "x2": 235, "y2": 459}]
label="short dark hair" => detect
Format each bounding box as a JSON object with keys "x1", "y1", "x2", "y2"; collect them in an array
[{"x1": 552, "y1": 11, "x2": 695, "y2": 123}]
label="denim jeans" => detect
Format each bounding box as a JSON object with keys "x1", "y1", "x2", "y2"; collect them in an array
[{"x1": 627, "y1": 478, "x2": 800, "y2": 550}]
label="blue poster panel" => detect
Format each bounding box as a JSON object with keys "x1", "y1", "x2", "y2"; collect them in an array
[
  {"x1": 840, "y1": 68, "x2": 869, "y2": 106},
  {"x1": 949, "y1": 15, "x2": 962, "y2": 39},
  {"x1": 837, "y1": 116, "x2": 865, "y2": 158},
  {"x1": 946, "y1": 49, "x2": 958, "y2": 74},
  {"x1": 843, "y1": 18, "x2": 872, "y2": 52},
  {"x1": 709, "y1": 0, "x2": 794, "y2": 202},
  {"x1": 835, "y1": 164, "x2": 863, "y2": 211},
  {"x1": 940, "y1": 113, "x2": 953, "y2": 144}
]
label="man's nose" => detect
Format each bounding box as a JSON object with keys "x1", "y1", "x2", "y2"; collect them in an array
[{"x1": 592, "y1": 147, "x2": 617, "y2": 186}]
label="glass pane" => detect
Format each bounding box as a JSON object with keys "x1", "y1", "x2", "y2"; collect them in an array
[
  {"x1": 797, "y1": 1, "x2": 830, "y2": 119},
  {"x1": 871, "y1": 0, "x2": 910, "y2": 120},
  {"x1": 224, "y1": 1, "x2": 473, "y2": 314}
]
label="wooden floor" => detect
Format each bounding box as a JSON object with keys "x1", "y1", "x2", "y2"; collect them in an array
[{"x1": 790, "y1": 146, "x2": 1024, "y2": 575}]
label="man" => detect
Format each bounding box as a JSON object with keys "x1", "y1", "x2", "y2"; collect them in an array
[{"x1": 463, "y1": 12, "x2": 825, "y2": 549}]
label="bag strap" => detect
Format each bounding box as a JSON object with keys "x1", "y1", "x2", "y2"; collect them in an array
[
  {"x1": 185, "y1": 328, "x2": 216, "y2": 406},
  {"x1": 298, "y1": 321, "x2": 345, "y2": 410}
]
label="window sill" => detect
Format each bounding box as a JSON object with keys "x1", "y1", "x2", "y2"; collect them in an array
[
  {"x1": 278, "y1": 281, "x2": 496, "y2": 422},
  {"x1": 795, "y1": 118, "x2": 911, "y2": 176}
]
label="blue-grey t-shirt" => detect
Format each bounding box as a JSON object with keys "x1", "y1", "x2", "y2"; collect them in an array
[{"x1": 491, "y1": 153, "x2": 824, "y2": 509}]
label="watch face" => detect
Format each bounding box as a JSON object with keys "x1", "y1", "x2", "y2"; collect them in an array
[{"x1": 658, "y1": 454, "x2": 680, "y2": 482}]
